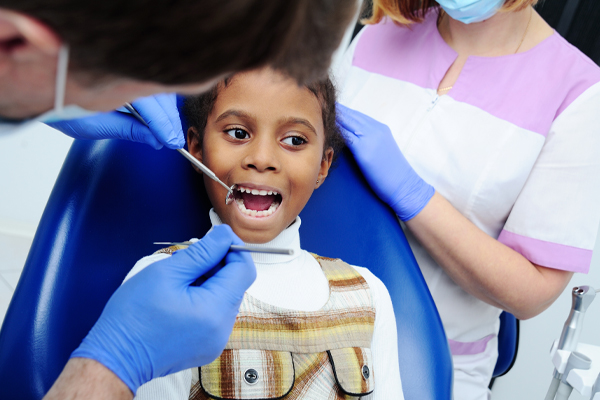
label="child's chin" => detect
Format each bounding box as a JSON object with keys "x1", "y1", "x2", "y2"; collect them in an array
[{"x1": 231, "y1": 227, "x2": 280, "y2": 244}]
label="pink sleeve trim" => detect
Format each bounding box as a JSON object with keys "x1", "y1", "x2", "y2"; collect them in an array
[
  {"x1": 448, "y1": 335, "x2": 495, "y2": 356},
  {"x1": 498, "y1": 230, "x2": 591, "y2": 273}
]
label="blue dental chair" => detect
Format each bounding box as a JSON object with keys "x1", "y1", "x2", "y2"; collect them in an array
[{"x1": 0, "y1": 137, "x2": 452, "y2": 399}]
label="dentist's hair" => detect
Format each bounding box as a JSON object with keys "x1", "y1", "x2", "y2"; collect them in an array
[
  {"x1": 365, "y1": 0, "x2": 538, "y2": 25},
  {"x1": 3, "y1": 0, "x2": 356, "y2": 85}
]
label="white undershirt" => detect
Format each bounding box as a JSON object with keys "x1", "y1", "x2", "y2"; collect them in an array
[{"x1": 127, "y1": 210, "x2": 403, "y2": 399}]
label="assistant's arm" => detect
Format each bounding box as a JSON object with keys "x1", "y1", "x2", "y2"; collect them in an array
[
  {"x1": 43, "y1": 225, "x2": 256, "y2": 399},
  {"x1": 337, "y1": 104, "x2": 576, "y2": 320},
  {"x1": 405, "y1": 192, "x2": 572, "y2": 320}
]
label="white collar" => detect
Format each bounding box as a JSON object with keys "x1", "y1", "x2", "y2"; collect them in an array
[{"x1": 209, "y1": 208, "x2": 302, "y2": 265}]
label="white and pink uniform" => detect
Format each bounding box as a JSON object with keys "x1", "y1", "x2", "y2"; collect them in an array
[{"x1": 335, "y1": 10, "x2": 600, "y2": 399}]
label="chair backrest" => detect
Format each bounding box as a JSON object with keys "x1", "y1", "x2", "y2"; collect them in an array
[
  {"x1": 0, "y1": 139, "x2": 452, "y2": 400},
  {"x1": 493, "y1": 311, "x2": 519, "y2": 378}
]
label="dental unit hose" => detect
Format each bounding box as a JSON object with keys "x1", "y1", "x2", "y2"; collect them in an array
[{"x1": 545, "y1": 286, "x2": 597, "y2": 400}]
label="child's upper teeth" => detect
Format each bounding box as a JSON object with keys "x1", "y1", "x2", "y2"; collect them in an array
[{"x1": 236, "y1": 186, "x2": 278, "y2": 196}]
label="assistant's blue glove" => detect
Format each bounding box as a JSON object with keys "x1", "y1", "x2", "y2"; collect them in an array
[
  {"x1": 46, "y1": 93, "x2": 185, "y2": 150},
  {"x1": 337, "y1": 103, "x2": 434, "y2": 221},
  {"x1": 71, "y1": 225, "x2": 256, "y2": 393}
]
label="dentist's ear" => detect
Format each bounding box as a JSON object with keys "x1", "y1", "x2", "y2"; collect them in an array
[
  {"x1": 0, "y1": 9, "x2": 62, "y2": 73},
  {"x1": 187, "y1": 126, "x2": 204, "y2": 174}
]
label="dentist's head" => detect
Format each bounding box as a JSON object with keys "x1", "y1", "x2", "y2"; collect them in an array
[{"x1": 0, "y1": 1, "x2": 356, "y2": 120}]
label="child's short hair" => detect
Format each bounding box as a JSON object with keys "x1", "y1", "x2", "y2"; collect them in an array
[{"x1": 182, "y1": 74, "x2": 345, "y2": 162}]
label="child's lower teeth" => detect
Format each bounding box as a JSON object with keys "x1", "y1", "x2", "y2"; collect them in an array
[{"x1": 236, "y1": 198, "x2": 279, "y2": 217}]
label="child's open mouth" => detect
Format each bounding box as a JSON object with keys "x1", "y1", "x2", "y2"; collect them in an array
[{"x1": 234, "y1": 185, "x2": 282, "y2": 217}]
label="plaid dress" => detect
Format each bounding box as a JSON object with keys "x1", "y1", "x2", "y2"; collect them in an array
[{"x1": 156, "y1": 247, "x2": 376, "y2": 399}]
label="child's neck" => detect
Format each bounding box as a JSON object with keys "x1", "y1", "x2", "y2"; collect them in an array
[{"x1": 208, "y1": 209, "x2": 302, "y2": 265}]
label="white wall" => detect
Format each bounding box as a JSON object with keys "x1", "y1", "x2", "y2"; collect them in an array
[
  {"x1": 0, "y1": 122, "x2": 73, "y2": 325},
  {"x1": 0, "y1": 122, "x2": 73, "y2": 239}
]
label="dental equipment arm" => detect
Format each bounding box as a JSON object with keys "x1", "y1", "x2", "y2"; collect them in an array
[
  {"x1": 47, "y1": 94, "x2": 185, "y2": 150},
  {"x1": 555, "y1": 352, "x2": 592, "y2": 400},
  {"x1": 545, "y1": 286, "x2": 597, "y2": 400},
  {"x1": 591, "y1": 372, "x2": 600, "y2": 400}
]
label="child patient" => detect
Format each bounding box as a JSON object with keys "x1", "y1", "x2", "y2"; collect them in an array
[{"x1": 126, "y1": 67, "x2": 402, "y2": 399}]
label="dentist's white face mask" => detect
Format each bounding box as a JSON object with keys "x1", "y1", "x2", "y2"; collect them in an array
[{"x1": 0, "y1": 45, "x2": 97, "y2": 135}]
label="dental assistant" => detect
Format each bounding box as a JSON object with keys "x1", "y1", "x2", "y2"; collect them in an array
[
  {"x1": 335, "y1": 0, "x2": 600, "y2": 398},
  {"x1": 0, "y1": 2, "x2": 356, "y2": 399}
]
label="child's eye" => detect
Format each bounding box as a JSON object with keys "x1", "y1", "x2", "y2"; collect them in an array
[
  {"x1": 225, "y1": 128, "x2": 249, "y2": 140},
  {"x1": 282, "y1": 136, "x2": 307, "y2": 146}
]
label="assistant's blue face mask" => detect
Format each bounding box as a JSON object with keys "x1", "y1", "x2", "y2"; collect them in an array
[{"x1": 436, "y1": 0, "x2": 505, "y2": 24}]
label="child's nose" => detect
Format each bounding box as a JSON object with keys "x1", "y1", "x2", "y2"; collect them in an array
[{"x1": 242, "y1": 139, "x2": 280, "y2": 172}]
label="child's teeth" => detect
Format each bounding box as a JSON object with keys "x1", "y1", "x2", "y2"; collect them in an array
[{"x1": 235, "y1": 186, "x2": 281, "y2": 197}]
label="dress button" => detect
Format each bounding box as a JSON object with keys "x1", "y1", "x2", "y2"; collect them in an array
[
  {"x1": 244, "y1": 368, "x2": 259, "y2": 385},
  {"x1": 362, "y1": 365, "x2": 370, "y2": 380}
]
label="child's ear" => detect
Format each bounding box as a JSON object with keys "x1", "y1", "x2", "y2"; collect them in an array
[
  {"x1": 315, "y1": 148, "x2": 334, "y2": 189},
  {"x1": 186, "y1": 127, "x2": 204, "y2": 174}
]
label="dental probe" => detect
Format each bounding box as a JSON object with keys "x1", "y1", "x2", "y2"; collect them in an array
[
  {"x1": 123, "y1": 103, "x2": 236, "y2": 204},
  {"x1": 154, "y1": 242, "x2": 294, "y2": 255}
]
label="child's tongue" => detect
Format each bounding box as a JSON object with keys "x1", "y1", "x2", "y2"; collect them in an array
[{"x1": 241, "y1": 192, "x2": 276, "y2": 211}]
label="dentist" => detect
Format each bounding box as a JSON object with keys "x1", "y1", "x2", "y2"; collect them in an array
[{"x1": 0, "y1": 1, "x2": 356, "y2": 399}]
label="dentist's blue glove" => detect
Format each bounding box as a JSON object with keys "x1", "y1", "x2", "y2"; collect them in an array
[
  {"x1": 71, "y1": 225, "x2": 256, "y2": 394},
  {"x1": 337, "y1": 103, "x2": 434, "y2": 221},
  {"x1": 46, "y1": 93, "x2": 185, "y2": 150}
]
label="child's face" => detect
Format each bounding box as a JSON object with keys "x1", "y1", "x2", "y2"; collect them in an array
[{"x1": 188, "y1": 69, "x2": 333, "y2": 244}]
